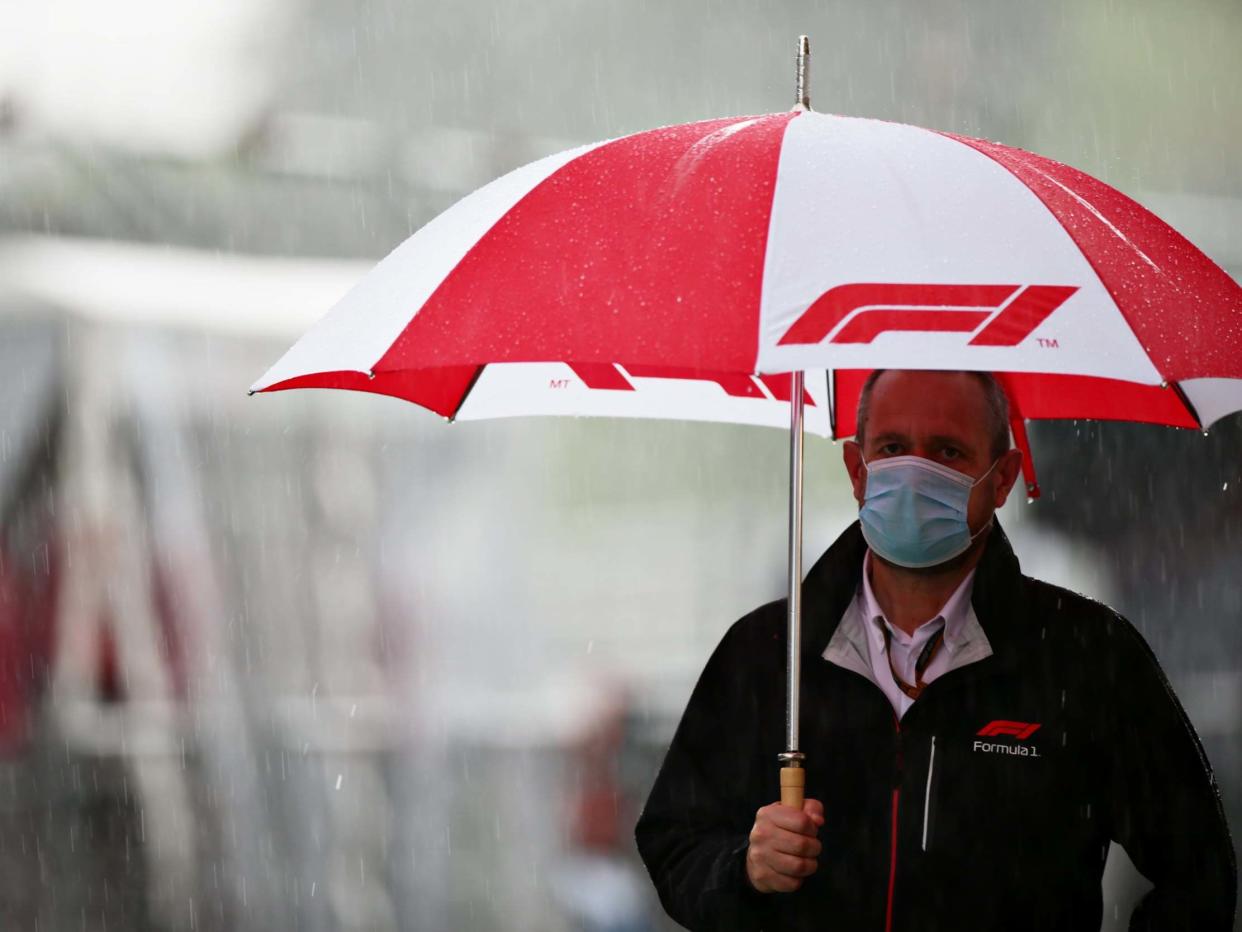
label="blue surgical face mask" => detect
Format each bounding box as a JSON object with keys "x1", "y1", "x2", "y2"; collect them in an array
[{"x1": 859, "y1": 455, "x2": 999, "y2": 569}]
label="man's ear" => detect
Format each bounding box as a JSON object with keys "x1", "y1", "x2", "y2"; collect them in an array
[
  {"x1": 843, "y1": 440, "x2": 866, "y2": 506},
  {"x1": 991, "y1": 448, "x2": 1025, "y2": 509}
]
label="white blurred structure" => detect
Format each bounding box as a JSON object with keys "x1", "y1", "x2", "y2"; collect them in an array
[{"x1": 0, "y1": 0, "x2": 290, "y2": 158}]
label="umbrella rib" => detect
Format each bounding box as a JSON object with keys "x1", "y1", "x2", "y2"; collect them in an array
[
  {"x1": 446, "y1": 365, "x2": 487, "y2": 423},
  {"x1": 1168, "y1": 381, "x2": 1204, "y2": 429}
]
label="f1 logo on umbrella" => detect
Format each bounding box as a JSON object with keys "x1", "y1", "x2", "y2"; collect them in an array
[{"x1": 777, "y1": 283, "x2": 1078, "y2": 347}]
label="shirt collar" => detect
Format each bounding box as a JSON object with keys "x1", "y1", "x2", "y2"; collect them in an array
[{"x1": 859, "y1": 550, "x2": 978, "y2": 652}]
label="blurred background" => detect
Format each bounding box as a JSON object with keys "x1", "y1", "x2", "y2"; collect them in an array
[{"x1": 0, "y1": 0, "x2": 1238, "y2": 929}]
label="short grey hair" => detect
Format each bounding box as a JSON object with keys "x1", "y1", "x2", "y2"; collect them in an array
[{"x1": 854, "y1": 370, "x2": 1012, "y2": 460}]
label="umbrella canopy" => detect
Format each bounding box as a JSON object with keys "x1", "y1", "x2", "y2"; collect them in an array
[{"x1": 252, "y1": 110, "x2": 1242, "y2": 469}]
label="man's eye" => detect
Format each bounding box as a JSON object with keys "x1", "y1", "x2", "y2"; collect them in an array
[
  {"x1": 879, "y1": 443, "x2": 903, "y2": 455},
  {"x1": 942, "y1": 447, "x2": 961, "y2": 460}
]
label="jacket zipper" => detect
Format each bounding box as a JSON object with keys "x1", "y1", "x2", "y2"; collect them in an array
[
  {"x1": 886, "y1": 715, "x2": 902, "y2": 932},
  {"x1": 922, "y1": 735, "x2": 936, "y2": 851}
]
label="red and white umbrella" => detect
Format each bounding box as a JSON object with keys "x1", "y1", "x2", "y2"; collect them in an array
[
  {"x1": 251, "y1": 106, "x2": 1242, "y2": 467},
  {"x1": 252, "y1": 38, "x2": 1242, "y2": 805}
]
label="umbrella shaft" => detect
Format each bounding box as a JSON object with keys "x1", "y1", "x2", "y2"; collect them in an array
[
  {"x1": 795, "y1": 35, "x2": 811, "y2": 110},
  {"x1": 786, "y1": 371, "x2": 805, "y2": 753}
]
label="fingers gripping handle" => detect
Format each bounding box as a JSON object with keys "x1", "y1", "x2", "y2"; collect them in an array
[{"x1": 780, "y1": 764, "x2": 805, "y2": 809}]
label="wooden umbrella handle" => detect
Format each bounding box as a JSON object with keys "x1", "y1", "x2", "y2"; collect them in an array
[{"x1": 780, "y1": 763, "x2": 805, "y2": 809}]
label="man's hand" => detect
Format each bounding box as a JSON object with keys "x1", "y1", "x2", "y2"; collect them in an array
[{"x1": 744, "y1": 799, "x2": 824, "y2": 893}]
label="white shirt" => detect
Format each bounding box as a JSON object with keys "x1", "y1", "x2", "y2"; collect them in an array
[
  {"x1": 821, "y1": 551, "x2": 995, "y2": 718},
  {"x1": 857, "y1": 550, "x2": 979, "y2": 720}
]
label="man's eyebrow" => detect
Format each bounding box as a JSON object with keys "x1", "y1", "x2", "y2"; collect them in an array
[{"x1": 869, "y1": 430, "x2": 909, "y2": 444}]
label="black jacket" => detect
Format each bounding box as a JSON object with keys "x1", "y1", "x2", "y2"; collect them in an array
[{"x1": 635, "y1": 521, "x2": 1236, "y2": 931}]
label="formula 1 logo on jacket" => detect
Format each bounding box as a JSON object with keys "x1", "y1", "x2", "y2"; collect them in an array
[
  {"x1": 974, "y1": 720, "x2": 1043, "y2": 758},
  {"x1": 777, "y1": 283, "x2": 1078, "y2": 346}
]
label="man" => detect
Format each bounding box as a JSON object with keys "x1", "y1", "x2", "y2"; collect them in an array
[{"x1": 635, "y1": 370, "x2": 1235, "y2": 931}]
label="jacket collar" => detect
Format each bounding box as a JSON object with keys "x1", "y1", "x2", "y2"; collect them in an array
[{"x1": 800, "y1": 516, "x2": 1023, "y2": 664}]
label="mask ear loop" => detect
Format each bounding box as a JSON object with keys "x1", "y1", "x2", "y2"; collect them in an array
[
  {"x1": 968, "y1": 456, "x2": 1002, "y2": 489},
  {"x1": 967, "y1": 514, "x2": 994, "y2": 542},
  {"x1": 966, "y1": 456, "x2": 1004, "y2": 540}
]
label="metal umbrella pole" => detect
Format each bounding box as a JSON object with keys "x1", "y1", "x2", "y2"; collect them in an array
[{"x1": 778, "y1": 35, "x2": 811, "y2": 809}]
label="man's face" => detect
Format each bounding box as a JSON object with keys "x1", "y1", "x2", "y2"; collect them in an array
[{"x1": 842, "y1": 371, "x2": 1024, "y2": 538}]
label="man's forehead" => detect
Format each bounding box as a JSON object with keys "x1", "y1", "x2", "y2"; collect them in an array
[{"x1": 866, "y1": 371, "x2": 992, "y2": 441}]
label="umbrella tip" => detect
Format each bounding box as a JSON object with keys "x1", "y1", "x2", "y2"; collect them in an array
[
  {"x1": 247, "y1": 389, "x2": 256, "y2": 397},
  {"x1": 794, "y1": 35, "x2": 812, "y2": 111}
]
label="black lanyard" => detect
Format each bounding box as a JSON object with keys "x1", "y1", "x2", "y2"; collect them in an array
[{"x1": 881, "y1": 623, "x2": 945, "y2": 700}]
